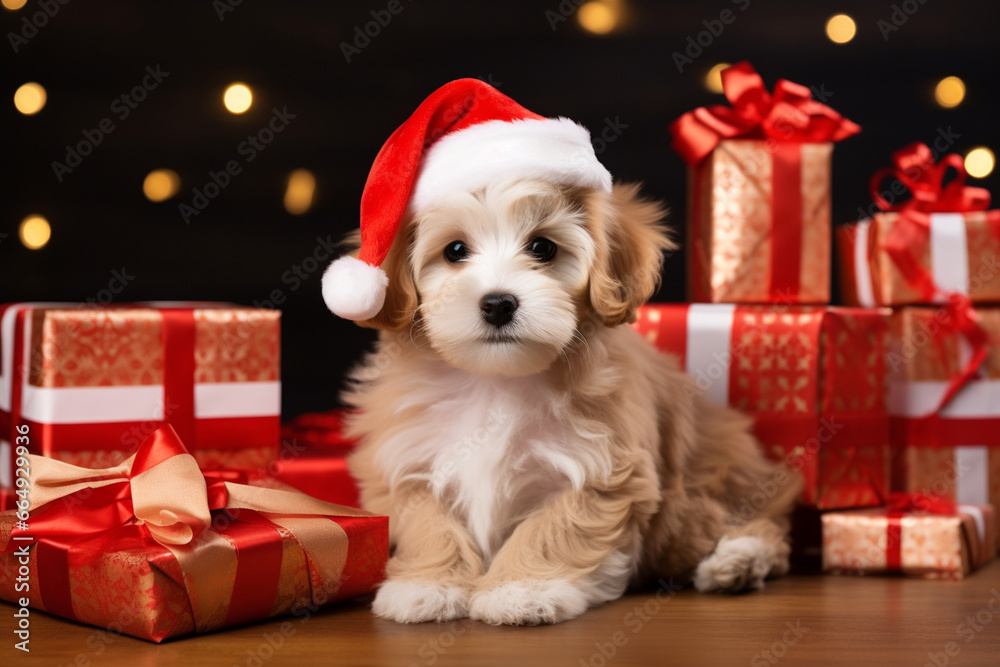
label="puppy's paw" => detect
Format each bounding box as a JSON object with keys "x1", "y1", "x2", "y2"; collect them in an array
[
  {"x1": 693, "y1": 536, "x2": 774, "y2": 593},
  {"x1": 469, "y1": 580, "x2": 588, "y2": 626},
  {"x1": 372, "y1": 580, "x2": 469, "y2": 623}
]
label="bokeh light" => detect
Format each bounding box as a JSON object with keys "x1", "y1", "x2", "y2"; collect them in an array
[
  {"x1": 577, "y1": 1, "x2": 618, "y2": 35},
  {"x1": 965, "y1": 147, "x2": 995, "y2": 179},
  {"x1": 2, "y1": 0, "x2": 29, "y2": 10},
  {"x1": 223, "y1": 83, "x2": 253, "y2": 114},
  {"x1": 143, "y1": 169, "x2": 181, "y2": 202},
  {"x1": 705, "y1": 63, "x2": 731, "y2": 94},
  {"x1": 19, "y1": 215, "x2": 51, "y2": 250},
  {"x1": 934, "y1": 76, "x2": 966, "y2": 108},
  {"x1": 14, "y1": 82, "x2": 47, "y2": 115},
  {"x1": 825, "y1": 14, "x2": 856, "y2": 44},
  {"x1": 284, "y1": 169, "x2": 317, "y2": 215}
]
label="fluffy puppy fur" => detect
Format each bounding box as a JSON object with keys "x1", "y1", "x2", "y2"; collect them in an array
[{"x1": 341, "y1": 179, "x2": 800, "y2": 626}]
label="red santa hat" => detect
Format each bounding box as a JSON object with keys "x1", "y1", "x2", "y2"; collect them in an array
[{"x1": 322, "y1": 78, "x2": 613, "y2": 321}]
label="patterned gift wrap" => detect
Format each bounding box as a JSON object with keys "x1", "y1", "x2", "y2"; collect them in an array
[
  {"x1": 837, "y1": 142, "x2": 1000, "y2": 307},
  {"x1": 0, "y1": 304, "x2": 281, "y2": 488},
  {"x1": 685, "y1": 139, "x2": 834, "y2": 303},
  {"x1": 634, "y1": 304, "x2": 891, "y2": 509},
  {"x1": 822, "y1": 497, "x2": 996, "y2": 580},
  {"x1": 669, "y1": 61, "x2": 859, "y2": 304},
  {"x1": 888, "y1": 306, "x2": 1000, "y2": 529},
  {"x1": 0, "y1": 425, "x2": 388, "y2": 642}
]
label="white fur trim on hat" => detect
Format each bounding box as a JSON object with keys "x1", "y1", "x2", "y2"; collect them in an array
[
  {"x1": 322, "y1": 255, "x2": 388, "y2": 321},
  {"x1": 410, "y1": 117, "x2": 613, "y2": 213}
]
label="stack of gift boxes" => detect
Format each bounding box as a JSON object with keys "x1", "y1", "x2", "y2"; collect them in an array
[
  {"x1": 0, "y1": 304, "x2": 388, "y2": 641},
  {"x1": 829, "y1": 142, "x2": 1000, "y2": 578},
  {"x1": 637, "y1": 61, "x2": 998, "y2": 580}
]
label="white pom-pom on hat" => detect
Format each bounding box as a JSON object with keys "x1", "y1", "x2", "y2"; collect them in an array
[
  {"x1": 322, "y1": 256, "x2": 388, "y2": 321},
  {"x1": 321, "y1": 78, "x2": 612, "y2": 321}
]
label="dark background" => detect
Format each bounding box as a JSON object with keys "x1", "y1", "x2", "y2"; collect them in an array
[{"x1": 3, "y1": 0, "x2": 998, "y2": 418}]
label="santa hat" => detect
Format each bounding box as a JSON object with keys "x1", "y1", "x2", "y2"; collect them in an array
[{"x1": 322, "y1": 78, "x2": 613, "y2": 321}]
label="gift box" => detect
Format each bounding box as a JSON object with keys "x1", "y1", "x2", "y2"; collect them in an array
[
  {"x1": 280, "y1": 409, "x2": 356, "y2": 454},
  {"x1": 634, "y1": 304, "x2": 891, "y2": 509},
  {"x1": 273, "y1": 410, "x2": 361, "y2": 508},
  {"x1": 838, "y1": 211, "x2": 1000, "y2": 307},
  {"x1": 838, "y1": 142, "x2": 1000, "y2": 307},
  {"x1": 0, "y1": 303, "x2": 281, "y2": 489},
  {"x1": 822, "y1": 495, "x2": 996, "y2": 579},
  {"x1": 0, "y1": 425, "x2": 388, "y2": 642},
  {"x1": 668, "y1": 61, "x2": 860, "y2": 303},
  {"x1": 888, "y1": 306, "x2": 1000, "y2": 516}
]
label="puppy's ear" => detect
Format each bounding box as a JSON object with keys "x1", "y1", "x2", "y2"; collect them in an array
[
  {"x1": 586, "y1": 183, "x2": 675, "y2": 326},
  {"x1": 342, "y1": 226, "x2": 418, "y2": 331}
]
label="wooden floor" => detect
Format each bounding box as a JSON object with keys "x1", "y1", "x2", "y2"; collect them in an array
[{"x1": 5, "y1": 561, "x2": 1000, "y2": 667}]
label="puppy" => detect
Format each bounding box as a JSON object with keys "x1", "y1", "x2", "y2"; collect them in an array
[{"x1": 339, "y1": 178, "x2": 800, "y2": 626}]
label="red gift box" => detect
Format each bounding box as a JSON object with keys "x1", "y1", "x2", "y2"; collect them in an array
[
  {"x1": 838, "y1": 143, "x2": 1000, "y2": 307},
  {"x1": 274, "y1": 410, "x2": 361, "y2": 507},
  {"x1": 634, "y1": 304, "x2": 891, "y2": 509},
  {"x1": 669, "y1": 61, "x2": 860, "y2": 303},
  {"x1": 0, "y1": 303, "x2": 281, "y2": 488},
  {"x1": 0, "y1": 425, "x2": 387, "y2": 642},
  {"x1": 280, "y1": 409, "x2": 356, "y2": 454}
]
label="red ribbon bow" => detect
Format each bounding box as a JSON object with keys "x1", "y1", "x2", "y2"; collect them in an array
[
  {"x1": 875, "y1": 142, "x2": 993, "y2": 300},
  {"x1": 6, "y1": 427, "x2": 210, "y2": 558},
  {"x1": 668, "y1": 61, "x2": 861, "y2": 165},
  {"x1": 870, "y1": 142, "x2": 991, "y2": 215}
]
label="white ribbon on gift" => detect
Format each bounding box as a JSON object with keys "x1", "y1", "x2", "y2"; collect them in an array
[
  {"x1": 929, "y1": 213, "x2": 971, "y2": 297},
  {"x1": 685, "y1": 304, "x2": 737, "y2": 407},
  {"x1": 853, "y1": 219, "x2": 877, "y2": 308}
]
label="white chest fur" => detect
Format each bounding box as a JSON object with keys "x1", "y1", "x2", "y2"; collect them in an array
[{"x1": 372, "y1": 365, "x2": 608, "y2": 561}]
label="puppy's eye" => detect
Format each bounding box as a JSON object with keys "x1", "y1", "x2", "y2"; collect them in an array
[
  {"x1": 527, "y1": 238, "x2": 557, "y2": 263},
  {"x1": 444, "y1": 241, "x2": 469, "y2": 263}
]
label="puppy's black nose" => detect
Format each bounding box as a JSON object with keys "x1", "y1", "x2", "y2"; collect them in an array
[{"x1": 480, "y1": 293, "x2": 518, "y2": 327}]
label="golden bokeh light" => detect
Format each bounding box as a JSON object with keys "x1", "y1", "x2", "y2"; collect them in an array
[
  {"x1": 2, "y1": 0, "x2": 29, "y2": 10},
  {"x1": 825, "y1": 14, "x2": 856, "y2": 44},
  {"x1": 934, "y1": 76, "x2": 966, "y2": 108},
  {"x1": 284, "y1": 169, "x2": 317, "y2": 215},
  {"x1": 143, "y1": 169, "x2": 182, "y2": 202},
  {"x1": 13, "y1": 82, "x2": 47, "y2": 115},
  {"x1": 19, "y1": 215, "x2": 51, "y2": 250},
  {"x1": 577, "y1": 1, "x2": 617, "y2": 35},
  {"x1": 705, "y1": 63, "x2": 731, "y2": 94},
  {"x1": 223, "y1": 83, "x2": 253, "y2": 114},
  {"x1": 965, "y1": 147, "x2": 995, "y2": 179}
]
